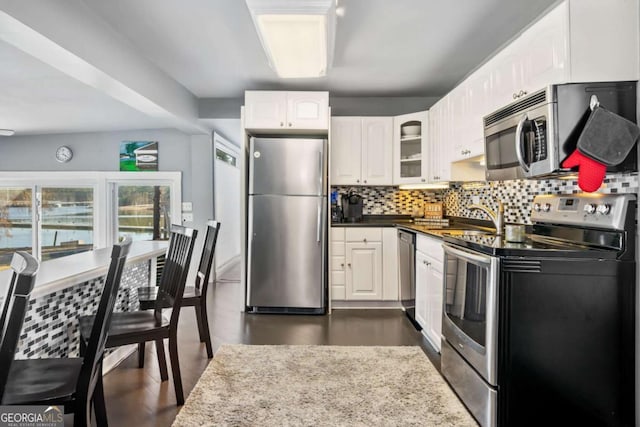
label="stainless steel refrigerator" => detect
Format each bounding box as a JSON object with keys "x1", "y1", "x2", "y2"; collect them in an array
[{"x1": 247, "y1": 137, "x2": 327, "y2": 313}]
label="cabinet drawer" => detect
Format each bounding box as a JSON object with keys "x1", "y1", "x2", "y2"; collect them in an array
[
  {"x1": 417, "y1": 234, "x2": 443, "y2": 262},
  {"x1": 331, "y1": 227, "x2": 345, "y2": 241},
  {"x1": 331, "y1": 285, "x2": 346, "y2": 300},
  {"x1": 345, "y1": 228, "x2": 382, "y2": 242},
  {"x1": 331, "y1": 256, "x2": 345, "y2": 271},
  {"x1": 331, "y1": 242, "x2": 345, "y2": 256}
]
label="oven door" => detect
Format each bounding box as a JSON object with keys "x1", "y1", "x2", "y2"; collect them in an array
[
  {"x1": 484, "y1": 102, "x2": 555, "y2": 180},
  {"x1": 442, "y1": 243, "x2": 499, "y2": 385}
]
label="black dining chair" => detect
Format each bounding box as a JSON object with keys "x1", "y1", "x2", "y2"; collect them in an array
[
  {"x1": 80, "y1": 225, "x2": 197, "y2": 405},
  {"x1": 137, "y1": 220, "x2": 220, "y2": 358},
  {"x1": 1, "y1": 238, "x2": 131, "y2": 427}
]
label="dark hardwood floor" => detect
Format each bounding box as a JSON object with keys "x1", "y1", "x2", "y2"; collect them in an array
[{"x1": 99, "y1": 265, "x2": 440, "y2": 427}]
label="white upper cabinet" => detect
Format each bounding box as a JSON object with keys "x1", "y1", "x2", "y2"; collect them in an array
[
  {"x1": 245, "y1": 91, "x2": 329, "y2": 132},
  {"x1": 330, "y1": 117, "x2": 362, "y2": 185},
  {"x1": 361, "y1": 117, "x2": 393, "y2": 185},
  {"x1": 392, "y1": 111, "x2": 429, "y2": 185},
  {"x1": 444, "y1": 0, "x2": 638, "y2": 166},
  {"x1": 428, "y1": 99, "x2": 451, "y2": 183},
  {"x1": 330, "y1": 117, "x2": 393, "y2": 186}
]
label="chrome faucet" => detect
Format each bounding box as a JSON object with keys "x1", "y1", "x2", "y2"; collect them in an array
[{"x1": 469, "y1": 201, "x2": 504, "y2": 235}]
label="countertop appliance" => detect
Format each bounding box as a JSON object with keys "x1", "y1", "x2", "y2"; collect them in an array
[
  {"x1": 484, "y1": 81, "x2": 637, "y2": 181},
  {"x1": 441, "y1": 193, "x2": 636, "y2": 427},
  {"x1": 341, "y1": 191, "x2": 363, "y2": 222},
  {"x1": 398, "y1": 229, "x2": 418, "y2": 328},
  {"x1": 247, "y1": 137, "x2": 327, "y2": 314}
]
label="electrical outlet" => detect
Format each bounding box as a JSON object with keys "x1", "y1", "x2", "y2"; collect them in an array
[
  {"x1": 182, "y1": 212, "x2": 193, "y2": 222},
  {"x1": 182, "y1": 202, "x2": 193, "y2": 212},
  {"x1": 471, "y1": 195, "x2": 480, "y2": 204}
]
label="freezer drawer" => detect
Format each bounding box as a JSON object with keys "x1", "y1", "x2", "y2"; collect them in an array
[{"x1": 248, "y1": 194, "x2": 326, "y2": 309}]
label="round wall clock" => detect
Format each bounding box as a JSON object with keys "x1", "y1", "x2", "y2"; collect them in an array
[{"x1": 55, "y1": 145, "x2": 73, "y2": 163}]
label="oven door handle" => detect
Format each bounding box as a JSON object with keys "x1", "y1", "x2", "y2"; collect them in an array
[
  {"x1": 515, "y1": 113, "x2": 530, "y2": 173},
  {"x1": 443, "y1": 243, "x2": 492, "y2": 266}
]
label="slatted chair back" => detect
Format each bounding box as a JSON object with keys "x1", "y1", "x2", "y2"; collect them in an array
[
  {"x1": 76, "y1": 238, "x2": 132, "y2": 406},
  {"x1": 154, "y1": 225, "x2": 198, "y2": 327},
  {"x1": 194, "y1": 220, "x2": 221, "y2": 296},
  {"x1": 0, "y1": 252, "x2": 39, "y2": 401}
]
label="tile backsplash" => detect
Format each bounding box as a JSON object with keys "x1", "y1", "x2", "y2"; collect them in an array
[{"x1": 332, "y1": 172, "x2": 638, "y2": 224}]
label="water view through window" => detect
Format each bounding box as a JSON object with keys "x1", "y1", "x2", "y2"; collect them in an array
[
  {"x1": 118, "y1": 185, "x2": 171, "y2": 241},
  {"x1": 0, "y1": 187, "x2": 33, "y2": 270},
  {"x1": 41, "y1": 187, "x2": 94, "y2": 261}
]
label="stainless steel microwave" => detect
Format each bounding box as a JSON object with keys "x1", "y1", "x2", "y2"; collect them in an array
[{"x1": 483, "y1": 81, "x2": 637, "y2": 181}]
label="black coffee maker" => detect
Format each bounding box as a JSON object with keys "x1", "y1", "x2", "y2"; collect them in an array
[{"x1": 341, "y1": 191, "x2": 363, "y2": 222}]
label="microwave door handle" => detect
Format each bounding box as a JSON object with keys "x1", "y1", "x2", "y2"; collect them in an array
[{"x1": 515, "y1": 114, "x2": 530, "y2": 172}]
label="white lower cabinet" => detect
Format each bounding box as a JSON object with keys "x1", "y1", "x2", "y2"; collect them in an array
[
  {"x1": 415, "y1": 234, "x2": 444, "y2": 353},
  {"x1": 346, "y1": 241, "x2": 382, "y2": 300},
  {"x1": 330, "y1": 227, "x2": 399, "y2": 302}
]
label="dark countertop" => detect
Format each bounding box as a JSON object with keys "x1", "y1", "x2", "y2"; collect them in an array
[{"x1": 332, "y1": 215, "x2": 496, "y2": 239}]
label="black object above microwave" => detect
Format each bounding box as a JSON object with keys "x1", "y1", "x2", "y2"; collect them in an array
[{"x1": 483, "y1": 81, "x2": 638, "y2": 181}]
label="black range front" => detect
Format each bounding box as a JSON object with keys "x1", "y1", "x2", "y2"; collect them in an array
[{"x1": 440, "y1": 194, "x2": 636, "y2": 427}]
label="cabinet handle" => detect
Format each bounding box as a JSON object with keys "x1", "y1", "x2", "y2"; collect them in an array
[
  {"x1": 348, "y1": 263, "x2": 351, "y2": 268},
  {"x1": 423, "y1": 260, "x2": 430, "y2": 266},
  {"x1": 421, "y1": 178, "x2": 425, "y2": 182},
  {"x1": 356, "y1": 179, "x2": 360, "y2": 183},
  {"x1": 513, "y1": 93, "x2": 518, "y2": 100},
  {"x1": 364, "y1": 180, "x2": 367, "y2": 184},
  {"x1": 363, "y1": 238, "x2": 367, "y2": 243},
  {"x1": 280, "y1": 122, "x2": 284, "y2": 127},
  {"x1": 288, "y1": 122, "x2": 292, "y2": 127},
  {"x1": 340, "y1": 263, "x2": 344, "y2": 267}
]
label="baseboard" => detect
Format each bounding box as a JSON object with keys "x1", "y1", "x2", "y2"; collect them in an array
[
  {"x1": 330, "y1": 300, "x2": 403, "y2": 309},
  {"x1": 216, "y1": 255, "x2": 240, "y2": 278},
  {"x1": 102, "y1": 344, "x2": 137, "y2": 374}
]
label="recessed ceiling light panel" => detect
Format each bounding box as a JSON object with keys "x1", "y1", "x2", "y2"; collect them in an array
[{"x1": 246, "y1": 0, "x2": 336, "y2": 79}]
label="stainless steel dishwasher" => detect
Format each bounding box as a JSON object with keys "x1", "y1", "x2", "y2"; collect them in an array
[{"x1": 398, "y1": 229, "x2": 419, "y2": 328}]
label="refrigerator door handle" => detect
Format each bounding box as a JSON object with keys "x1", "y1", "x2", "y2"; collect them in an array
[
  {"x1": 317, "y1": 151, "x2": 323, "y2": 195},
  {"x1": 317, "y1": 199, "x2": 322, "y2": 243}
]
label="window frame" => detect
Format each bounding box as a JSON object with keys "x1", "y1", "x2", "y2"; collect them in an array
[{"x1": 0, "y1": 171, "x2": 181, "y2": 261}]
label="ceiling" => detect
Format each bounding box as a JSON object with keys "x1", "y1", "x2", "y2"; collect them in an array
[{"x1": 0, "y1": 0, "x2": 559, "y2": 138}]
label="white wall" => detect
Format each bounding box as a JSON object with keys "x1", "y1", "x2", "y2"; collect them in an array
[{"x1": 213, "y1": 133, "x2": 241, "y2": 273}]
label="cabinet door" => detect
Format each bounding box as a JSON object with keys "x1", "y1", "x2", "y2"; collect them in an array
[
  {"x1": 489, "y1": 45, "x2": 525, "y2": 110},
  {"x1": 520, "y1": 1, "x2": 568, "y2": 93},
  {"x1": 244, "y1": 91, "x2": 288, "y2": 130},
  {"x1": 286, "y1": 91, "x2": 329, "y2": 130},
  {"x1": 415, "y1": 251, "x2": 429, "y2": 329},
  {"x1": 346, "y1": 241, "x2": 382, "y2": 300},
  {"x1": 382, "y1": 228, "x2": 399, "y2": 301},
  {"x1": 430, "y1": 98, "x2": 451, "y2": 182},
  {"x1": 393, "y1": 111, "x2": 428, "y2": 185},
  {"x1": 330, "y1": 118, "x2": 362, "y2": 185},
  {"x1": 361, "y1": 117, "x2": 393, "y2": 185},
  {"x1": 424, "y1": 264, "x2": 443, "y2": 353}
]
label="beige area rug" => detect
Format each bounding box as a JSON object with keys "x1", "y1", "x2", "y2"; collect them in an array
[{"x1": 172, "y1": 344, "x2": 477, "y2": 427}]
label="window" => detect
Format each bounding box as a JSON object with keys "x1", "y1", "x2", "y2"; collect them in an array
[
  {"x1": 216, "y1": 148, "x2": 237, "y2": 167},
  {"x1": 0, "y1": 171, "x2": 181, "y2": 269},
  {"x1": 117, "y1": 185, "x2": 171, "y2": 241},
  {"x1": 0, "y1": 188, "x2": 33, "y2": 271},
  {"x1": 41, "y1": 187, "x2": 94, "y2": 261}
]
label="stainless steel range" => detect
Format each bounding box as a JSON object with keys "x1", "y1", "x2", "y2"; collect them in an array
[{"x1": 441, "y1": 193, "x2": 636, "y2": 427}]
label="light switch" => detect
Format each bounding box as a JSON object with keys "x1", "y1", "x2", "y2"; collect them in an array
[
  {"x1": 182, "y1": 212, "x2": 194, "y2": 222},
  {"x1": 182, "y1": 202, "x2": 193, "y2": 212}
]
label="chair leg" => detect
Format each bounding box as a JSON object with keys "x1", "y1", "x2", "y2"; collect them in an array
[
  {"x1": 75, "y1": 395, "x2": 90, "y2": 427},
  {"x1": 168, "y1": 330, "x2": 184, "y2": 405},
  {"x1": 138, "y1": 342, "x2": 145, "y2": 368},
  {"x1": 94, "y1": 368, "x2": 108, "y2": 427},
  {"x1": 155, "y1": 339, "x2": 169, "y2": 381},
  {"x1": 194, "y1": 305, "x2": 205, "y2": 343},
  {"x1": 199, "y1": 300, "x2": 213, "y2": 358}
]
